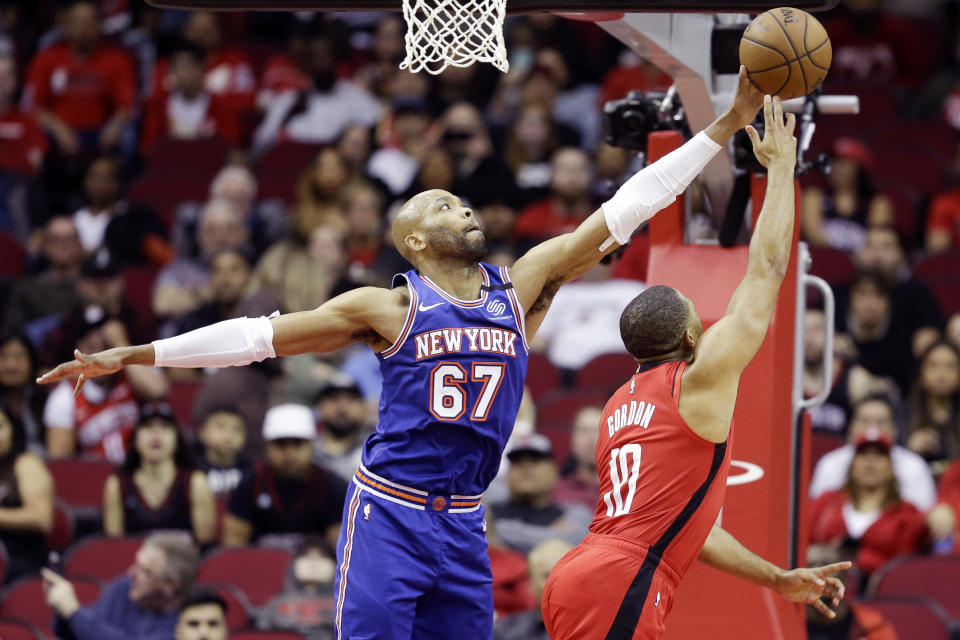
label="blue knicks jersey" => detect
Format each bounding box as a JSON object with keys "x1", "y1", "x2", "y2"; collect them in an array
[{"x1": 362, "y1": 262, "x2": 529, "y2": 496}]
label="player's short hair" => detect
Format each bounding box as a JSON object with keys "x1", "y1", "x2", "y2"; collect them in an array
[
  {"x1": 619, "y1": 285, "x2": 689, "y2": 360},
  {"x1": 178, "y1": 588, "x2": 228, "y2": 615}
]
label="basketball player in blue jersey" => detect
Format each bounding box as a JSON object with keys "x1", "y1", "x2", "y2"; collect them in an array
[{"x1": 40, "y1": 69, "x2": 765, "y2": 639}]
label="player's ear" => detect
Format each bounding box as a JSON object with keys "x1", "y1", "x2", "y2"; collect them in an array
[{"x1": 405, "y1": 233, "x2": 426, "y2": 256}]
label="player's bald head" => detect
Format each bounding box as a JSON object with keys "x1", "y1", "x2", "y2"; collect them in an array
[{"x1": 392, "y1": 189, "x2": 451, "y2": 264}]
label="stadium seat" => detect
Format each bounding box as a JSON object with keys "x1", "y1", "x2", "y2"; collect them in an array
[
  {"x1": 145, "y1": 138, "x2": 230, "y2": 179},
  {"x1": 48, "y1": 458, "x2": 115, "y2": 511},
  {"x1": 64, "y1": 536, "x2": 142, "y2": 583},
  {"x1": 525, "y1": 353, "x2": 561, "y2": 402},
  {"x1": 47, "y1": 500, "x2": 75, "y2": 553},
  {"x1": 167, "y1": 380, "x2": 202, "y2": 430},
  {"x1": 205, "y1": 583, "x2": 253, "y2": 631},
  {"x1": 807, "y1": 246, "x2": 856, "y2": 288},
  {"x1": 913, "y1": 251, "x2": 960, "y2": 317},
  {"x1": 196, "y1": 548, "x2": 292, "y2": 607},
  {"x1": 230, "y1": 631, "x2": 305, "y2": 640},
  {"x1": 536, "y1": 389, "x2": 610, "y2": 426},
  {"x1": 0, "y1": 541, "x2": 8, "y2": 587},
  {"x1": 122, "y1": 266, "x2": 159, "y2": 330},
  {"x1": 574, "y1": 353, "x2": 637, "y2": 394},
  {"x1": 869, "y1": 555, "x2": 960, "y2": 619},
  {"x1": 256, "y1": 141, "x2": 323, "y2": 203},
  {"x1": 0, "y1": 576, "x2": 100, "y2": 638},
  {"x1": 809, "y1": 430, "x2": 845, "y2": 471},
  {"x1": 0, "y1": 618, "x2": 44, "y2": 640},
  {"x1": 0, "y1": 233, "x2": 26, "y2": 278},
  {"x1": 862, "y1": 596, "x2": 951, "y2": 640},
  {"x1": 128, "y1": 175, "x2": 211, "y2": 230}
]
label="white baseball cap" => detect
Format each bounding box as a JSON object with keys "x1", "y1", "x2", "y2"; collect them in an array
[{"x1": 262, "y1": 403, "x2": 317, "y2": 441}]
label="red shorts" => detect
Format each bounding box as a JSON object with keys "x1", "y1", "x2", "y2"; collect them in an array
[{"x1": 542, "y1": 533, "x2": 681, "y2": 640}]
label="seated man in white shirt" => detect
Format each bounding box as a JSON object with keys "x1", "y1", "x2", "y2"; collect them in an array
[{"x1": 809, "y1": 395, "x2": 936, "y2": 511}]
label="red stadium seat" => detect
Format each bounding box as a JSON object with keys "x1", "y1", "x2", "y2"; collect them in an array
[
  {"x1": 0, "y1": 577, "x2": 100, "y2": 638},
  {"x1": 0, "y1": 541, "x2": 8, "y2": 587},
  {"x1": 0, "y1": 233, "x2": 26, "y2": 278},
  {"x1": 47, "y1": 501, "x2": 75, "y2": 553},
  {"x1": 167, "y1": 380, "x2": 202, "y2": 430},
  {"x1": 205, "y1": 583, "x2": 253, "y2": 631},
  {"x1": 146, "y1": 138, "x2": 230, "y2": 178},
  {"x1": 525, "y1": 353, "x2": 561, "y2": 402},
  {"x1": 536, "y1": 389, "x2": 610, "y2": 426},
  {"x1": 809, "y1": 430, "x2": 845, "y2": 471},
  {"x1": 48, "y1": 458, "x2": 116, "y2": 511},
  {"x1": 913, "y1": 251, "x2": 960, "y2": 316},
  {"x1": 0, "y1": 618, "x2": 43, "y2": 640},
  {"x1": 869, "y1": 555, "x2": 960, "y2": 619},
  {"x1": 861, "y1": 596, "x2": 951, "y2": 640},
  {"x1": 807, "y1": 246, "x2": 856, "y2": 288},
  {"x1": 196, "y1": 548, "x2": 292, "y2": 607},
  {"x1": 256, "y1": 141, "x2": 323, "y2": 204},
  {"x1": 230, "y1": 631, "x2": 305, "y2": 640},
  {"x1": 122, "y1": 266, "x2": 159, "y2": 330},
  {"x1": 64, "y1": 536, "x2": 142, "y2": 583},
  {"x1": 575, "y1": 353, "x2": 637, "y2": 394}
]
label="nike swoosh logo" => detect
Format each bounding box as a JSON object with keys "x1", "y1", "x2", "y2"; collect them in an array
[{"x1": 418, "y1": 302, "x2": 444, "y2": 312}]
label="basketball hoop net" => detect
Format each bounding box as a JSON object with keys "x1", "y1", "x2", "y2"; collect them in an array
[{"x1": 400, "y1": 0, "x2": 509, "y2": 74}]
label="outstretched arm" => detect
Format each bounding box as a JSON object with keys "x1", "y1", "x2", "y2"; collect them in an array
[
  {"x1": 510, "y1": 67, "x2": 764, "y2": 314},
  {"x1": 698, "y1": 526, "x2": 850, "y2": 619},
  {"x1": 38, "y1": 286, "x2": 407, "y2": 392}
]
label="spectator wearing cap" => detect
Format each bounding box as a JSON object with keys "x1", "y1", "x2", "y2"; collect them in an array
[
  {"x1": 493, "y1": 539, "x2": 573, "y2": 640},
  {"x1": 21, "y1": 1, "x2": 136, "y2": 156},
  {"x1": 313, "y1": 376, "x2": 371, "y2": 482},
  {"x1": 800, "y1": 137, "x2": 893, "y2": 253},
  {"x1": 489, "y1": 433, "x2": 591, "y2": 555},
  {"x1": 224, "y1": 403, "x2": 348, "y2": 548},
  {"x1": 103, "y1": 402, "x2": 216, "y2": 544},
  {"x1": 176, "y1": 589, "x2": 229, "y2": 640},
  {"x1": 44, "y1": 305, "x2": 169, "y2": 463},
  {"x1": 252, "y1": 25, "x2": 381, "y2": 153},
  {"x1": 258, "y1": 536, "x2": 338, "y2": 637},
  {"x1": 810, "y1": 396, "x2": 936, "y2": 511},
  {"x1": 808, "y1": 426, "x2": 928, "y2": 577},
  {"x1": 367, "y1": 96, "x2": 438, "y2": 196},
  {"x1": 195, "y1": 406, "x2": 252, "y2": 500},
  {"x1": 46, "y1": 532, "x2": 200, "y2": 640},
  {"x1": 41, "y1": 248, "x2": 152, "y2": 367},
  {"x1": 2, "y1": 216, "x2": 84, "y2": 335}
]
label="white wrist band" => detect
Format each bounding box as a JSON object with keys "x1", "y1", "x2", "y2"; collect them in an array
[
  {"x1": 152, "y1": 316, "x2": 277, "y2": 368},
  {"x1": 601, "y1": 131, "x2": 722, "y2": 246}
]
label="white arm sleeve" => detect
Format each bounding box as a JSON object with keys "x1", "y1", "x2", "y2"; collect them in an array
[
  {"x1": 152, "y1": 316, "x2": 277, "y2": 368},
  {"x1": 601, "y1": 131, "x2": 723, "y2": 246}
]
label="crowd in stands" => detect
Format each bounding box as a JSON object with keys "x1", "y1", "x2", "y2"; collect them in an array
[{"x1": 0, "y1": 0, "x2": 958, "y2": 638}]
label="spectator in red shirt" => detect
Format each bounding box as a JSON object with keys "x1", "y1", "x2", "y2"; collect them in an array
[
  {"x1": 0, "y1": 54, "x2": 47, "y2": 176},
  {"x1": 809, "y1": 428, "x2": 928, "y2": 578},
  {"x1": 149, "y1": 12, "x2": 256, "y2": 116},
  {"x1": 927, "y1": 458, "x2": 960, "y2": 553},
  {"x1": 22, "y1": 1, "x2": 136, "y2": 155},
  {"x1": 514, "y1": 147, "x2": 594, "y2": 247},
  {"x1": 925, "y1": 182, "x2": 960, "y2": 253},
  {"x1": 140, "y1": 43, "x2": 240, "y2": 153}
]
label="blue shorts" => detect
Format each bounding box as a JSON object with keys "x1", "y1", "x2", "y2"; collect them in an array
[{"x1": 333, "y1": 465, "x2": 493, "y2": 640}]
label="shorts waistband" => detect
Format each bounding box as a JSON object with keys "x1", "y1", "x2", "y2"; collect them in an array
[
  {"x1": 582, "y1": 532, "x2": 683, "y2": 587},
  {"x1": 352, "y1": 464, "x2": 483, "y2": 513}
]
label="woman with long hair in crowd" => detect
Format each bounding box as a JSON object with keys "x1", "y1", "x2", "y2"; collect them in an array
[
  {"x1": 809, "y1": 428, "x2": 928, "y2": 581},
  {"x1": 906, "y1": 340, "x2": 960, "y2": 467},
  {"x1": 293, "y1": 147, "x2": 352, "y2": 234},
  {"x1": 0, "y1": 405, "x2": 53, "y2": 583},
  {"x1": 103, "y1": 402, "x2": 216, "y2": 545},
  {"x1": 0, "y1": 333, "x2": 46, "y2": 452}
]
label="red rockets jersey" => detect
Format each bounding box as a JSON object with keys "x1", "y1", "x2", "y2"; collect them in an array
[{"x1": 590, "y1": 360, "x2": 732, "y2": 578}]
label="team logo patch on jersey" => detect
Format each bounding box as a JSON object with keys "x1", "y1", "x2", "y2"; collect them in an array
[
  {"x1": 432, "y1": 496, "x2": 447, "y2": 511},
  {"x1": 486, "y1": 300, "x2": 507, "y2": 316},
  {"x1": 363, "y1": 503, "x2": 371, "y2": 520}
]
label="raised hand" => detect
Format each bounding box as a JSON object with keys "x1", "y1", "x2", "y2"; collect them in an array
[
  {"x1": 728, "y1": 64, "x2": 766, "y2": 129},
  {"x1": 744, "y1": 95, "x2": 797, "y2": 171},
  {"x1": 774, "y1": 560, "x2": 851, "y2": 619},
  {"x1": 37, "y1": 348, "x2": 127, "y2": 396}
]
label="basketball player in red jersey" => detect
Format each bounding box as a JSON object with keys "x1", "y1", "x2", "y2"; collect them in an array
[{"x1": 542, "y1": 97, "x2": 851, "y2": 640}]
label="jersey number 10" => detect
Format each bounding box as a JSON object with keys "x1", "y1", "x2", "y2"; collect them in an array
[
  {"x1": 603, "y1": 444, "x2": 642, "y2": 518},
  {"x1": 430, "y1": 362, "x2": 505, "y2": 421}
]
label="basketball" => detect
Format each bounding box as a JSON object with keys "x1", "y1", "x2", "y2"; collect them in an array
[{"x1": 739, "y1": 7, "x2": 832, "y2": 100}]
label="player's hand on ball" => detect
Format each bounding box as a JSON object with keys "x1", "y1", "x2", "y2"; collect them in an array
[
  {"x1": 37, "y1": 348, "x2": 126, "y2": 396},
  {"x1": 744, "y1": 95, "x2": 797, "y2": 172},
  {"x1": 728, "y1": 64, "x2": 765, "y2": 128},
  {"x1": 773, "y1": 561, "x2": 851, "y2": 619}
]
